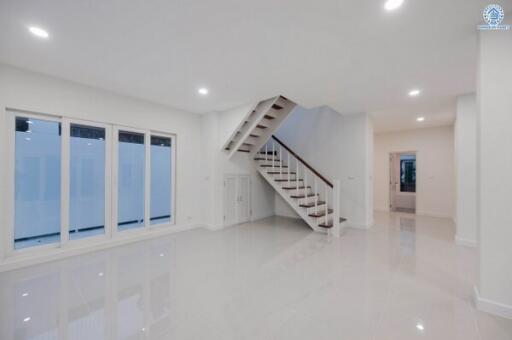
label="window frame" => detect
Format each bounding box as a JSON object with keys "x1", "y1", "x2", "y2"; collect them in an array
[
  {"x1": 7, "y1": 110, "x2": 63, "y2": 255},
  {"x1": 6, "y1": 109, "x2": 177, "y2": 258},
  {"x1": 65, "y1": 118, "x2": 112, "y2": 245},
  {"x1": 149, "y1": 132, "x2": 176, "y2": 227}
]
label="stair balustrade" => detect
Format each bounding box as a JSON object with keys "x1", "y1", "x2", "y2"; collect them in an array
[{"x1": 256, "y1": 136, "x2": 342, "y2": 236}]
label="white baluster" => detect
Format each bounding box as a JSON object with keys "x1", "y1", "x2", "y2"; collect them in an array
[
  {"x1": 296, "y1": 159, "x2": 299, "y2": 196},
  {"x1": 265, "y1": 144, "x2": 268, "y2": 162},
  {"x1": 272, "y1": 141, "x2": 275, "y2": 170},
  {"x1": 325, "y1": 184, "x2": 328, "y2": 226},
  {"x1": 315, "y1": 178, "x2": 318, "y2": 215},
  {"x1": 304, "y1": 168, "x2": 308, "y2": 204},
  {"x1": 287, "y1": 152, "x2": 291, "y2": 185},
  {"x1": 279, "y1": 146, "x2": 283, "y2": 176}
]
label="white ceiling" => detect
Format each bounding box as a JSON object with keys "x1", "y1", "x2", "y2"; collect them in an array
[
  {"x1": 0, "y1": 0, "x2": 509, "y2": 125},
  {"x1": 370, "y1": 97, "x2": 457, "y2": 133}
]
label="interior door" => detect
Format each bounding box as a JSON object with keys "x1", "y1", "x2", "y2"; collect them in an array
[
  {"x1": 223, "y1": 176, "x2": 237, "y2": 226},
  {"x1": 389, "y1": 154, "x2": 397, "y2": 211},
  {"x1": 237, "y1": 176, "x2": 250, "y2": 223}
]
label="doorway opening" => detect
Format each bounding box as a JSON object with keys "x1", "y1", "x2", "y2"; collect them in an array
[{"x1": 389, "y1": 152, "x2": 416, "y2": 214}]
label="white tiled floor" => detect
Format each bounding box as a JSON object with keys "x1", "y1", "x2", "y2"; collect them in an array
[{"x1": 1, "y1": 212, "x2": 511, "y2": 340}]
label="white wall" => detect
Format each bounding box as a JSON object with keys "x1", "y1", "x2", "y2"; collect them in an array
[
  {"x1": 275, "y1": 106, "x2": 374, "y2": 228},
  {"x1": 454, "y1": 93, "x2": 478, "y2": 247},
  {"x1": 374, "y1": 126, "x2": 455, "y2": 219},
  {"x1": 200, "y1": 104, "x2": 275, "y2": 229},
  {"x1": 0, "y1": 64, "x2": 203, "y2": 261},
  {"x1": 475, "y1": 24, "x2": 512, "y2": 316}
]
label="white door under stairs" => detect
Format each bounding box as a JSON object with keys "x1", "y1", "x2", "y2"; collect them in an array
[{"x1": 223, "y1": 175, "x2": 251, "y2": 227}]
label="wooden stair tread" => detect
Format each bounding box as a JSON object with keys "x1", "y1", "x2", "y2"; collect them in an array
[
  {"x1": 237, "y1": 149, "x2": 250, "y2": 153},
  {"x1": 272, "y1": 104, "x2": 284, "y2": 110},
  {"x1": 318, "y1": 218, "x2": 347, "y2": 228},
  {"x1": 290, "y1": 193, "x2": 317, "y2": 199},
  {"x1": 256, "y1": 124, "x2": 268, "y2": 129},
  {"x1": 264, "y1": 114, "x2": 276, "y2": 120},
  {"x1": 254, "y1": 157, "x2": 281, "y2": 161},
  {"x1": 282, "y1": 186, "x2": 310, "y2": 190},
  {"x1": 260, "y1": 164, "x2": 288, "y2": 168},
  {"x1": 268, "y1": 171, "x2": 296, "y2": 174},
  {"x1": 318, "y1": 222, "x2": 333, "y2": 229},
  {"x1": 300, "y1": 201, "x2": 325, "y2": 208},
  {"x1": 309, "y1": 209, "x2": 333, "y2": 218},
  {"x1": 275, "y1": 178, "x2": 302, "y2": 182}
]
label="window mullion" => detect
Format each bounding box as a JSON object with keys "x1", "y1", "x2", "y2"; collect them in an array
[
  {"x1": 60, "y1": 119, "x2": 71, "y2": 246},
  {"x1": 144, "y1": 130, "x2": 151, "y2": 229},
  {"x1": 111, "y1": 127, "x2": 119, "y2": 237}
]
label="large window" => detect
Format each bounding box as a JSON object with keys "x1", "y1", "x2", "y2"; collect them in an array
[
  {"x1": 117, "y1": 131, "x2": 146, "y2": 231},
  {"x1": 150, "y1": 136, "x2": 172, "y2": 225},
  {"x1": 15, "y1": 117, "x2": 61, "y2": 249},
  {"x1": 9, "y1": 111, "x2": 175, "y2": 252},
  {"x1": 69, "y1": 124, "x2": 107, "y2": 240},
  {"x1": 400, "y1": 154, "x2": 416, "y2": 193}
]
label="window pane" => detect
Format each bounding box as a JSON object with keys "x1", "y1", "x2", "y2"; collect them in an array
[
  {"x1": 150, "y1": 136, "x2": 172, "y2": 225},
  {"x1": 400, "y1": 155, "x2": 416, "y2": 193},
  {"x1": 69, "y1": 124, "x2": 106, "y2": 240},
  {"x1": 118, "y1": 131, "x2": 145, "y2": 230},
  {"x1": 15, "y1": 117, "x2": 61, "y2": 249}
]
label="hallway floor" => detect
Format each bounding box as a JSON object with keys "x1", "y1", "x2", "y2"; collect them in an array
[{"x1": 1, "y1": 212, "x2": 511, "y2": 340}]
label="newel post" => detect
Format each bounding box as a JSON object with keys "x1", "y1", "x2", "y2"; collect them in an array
[{"x1": 332, "y1": 179, "x2": 341, "y2": 238}]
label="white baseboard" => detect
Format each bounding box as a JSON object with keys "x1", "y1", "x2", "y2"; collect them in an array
[
  {"x1": 251, "y1": 211, "x2": 275, "y2": 222},
  {"x1": 0, "y1": 223, "x2": 200, "y2": 273},
  {"x1": 202, "y1": 224, "x2": 223, "y2": 231},
  {"x1": 348, "y1": 221, "x2": 373, "y2": 229},
  {"x1": 455, "y1": 236, "x2": 477, "y2": 247},
  {"x1": 416, "y1": 210, "x2": 453, "y2": 219},
  {"x1": 473, "y1": 286, "x2": 512, "y2": 319},
  {"x1": 275, "y1": 213, "x2": 301, "y2": 220}
]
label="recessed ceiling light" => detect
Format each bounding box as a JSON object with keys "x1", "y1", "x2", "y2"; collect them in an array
[
  {"x1": 198, "y1": 87, "x2": 209, "y2": 96},
  {"x1": 384, "y1": 0, "x2": 404, "y2": 11},
  {"x1": 25, "y1": 137, "x2": 31, "y2": 141},
  {"x1": 417, "y1": 117, "x2": 425, "y2": 122},
  {"x1": 22, "y1": 292, "x2": 29, "y2": 297},
  {"x1": 28, "y1": 26, "x2": 49, "y2": 39},
  {"x1": 159, "y1": 253, "x2": 164, "y2": 257},
  {"x1": 23, "y1": 317, "x2": 31, "y2": 322},
  {"x1": 98, "y1": 272, "x2": 104, "y2": 277},
  {"x1": 408, "y1": 89, "x2": 421, "y2": 97},
  {"x1": 416, "y1": 323, "x2": 425, "y2": 331}
]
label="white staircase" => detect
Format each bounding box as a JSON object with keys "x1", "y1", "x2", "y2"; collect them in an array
[
  {"x1": 222, "y1": 95, "x2": 346, "y2": 236},
  {"x1": 255, "y1": 136, "x2": 346, "y2": 236},
  {"x1": 223, "y1": 96, "x2": 297, "y2": 158}
]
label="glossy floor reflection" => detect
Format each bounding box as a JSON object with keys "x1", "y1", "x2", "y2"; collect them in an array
[{"x1": 1, "y1": 212, "x2": 511, "y2": 340}]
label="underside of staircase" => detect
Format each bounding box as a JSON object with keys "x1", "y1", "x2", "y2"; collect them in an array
[
  {"x1": 223, "y1": 95, "x2": 297, "y2": 158},
  {"x1": 222, "y1": 95, "x2": 346, "y2": 236}
]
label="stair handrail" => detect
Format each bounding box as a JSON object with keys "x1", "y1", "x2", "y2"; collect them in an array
[{"x1": 271, "y1": 135, "x2": 333, "y2": 188}]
